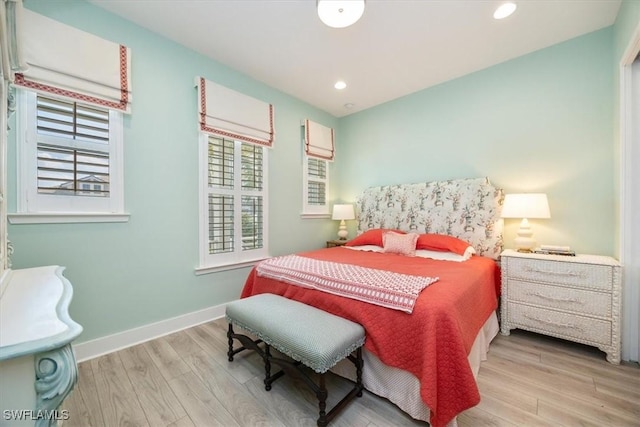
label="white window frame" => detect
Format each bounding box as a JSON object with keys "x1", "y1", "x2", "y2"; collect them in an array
[
  {"x1": 301, "y1": 154, "x2": 330, "y2": 218},
  {"x1": 196, "y1": 133, "x2": 269, "y2": 274},
  {"x1": 10, "y1": 89, "x2": 128, "y2": 224}
]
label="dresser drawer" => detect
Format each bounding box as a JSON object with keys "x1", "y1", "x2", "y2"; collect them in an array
[
  {"x1": 507, "y1": 302, "x2": 612, "y2": 346},
  {"x1": 507, "y1": 280, "x2": 611, "y2": 318},
  {"x1": 506, "y1": 257, "x2": 612, "y2": 291}
]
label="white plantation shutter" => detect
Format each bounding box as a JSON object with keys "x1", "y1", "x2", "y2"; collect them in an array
[
  {"x1": 197, "y1": 77, "x2": 274, "y2": 147},
  {"x1": 205, "y1": 136, "x2": 267, "y2": 260},
  {"x1": 36, "y1": 95, "x2": 110, "y2": 197},
  {"x1": 304, "y1": 119, "x2": 334, "y2": 161},
  {"x1": 15, "y1": 9, "x2": 132, "y2": 113},
  {"x1": 306, "y1": 157, "x2": 327, "y2": 206}
]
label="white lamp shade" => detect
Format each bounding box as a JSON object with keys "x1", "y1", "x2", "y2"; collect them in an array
[
  {"x1": 332, "y1": 204, "x2": 355, "y2": 220},
  {"x1": 501, "y1": 193, "x2": 551, "y2": 219},
  {"x1": 317, "y1": 0, "x2": 365, "y2": 28}
]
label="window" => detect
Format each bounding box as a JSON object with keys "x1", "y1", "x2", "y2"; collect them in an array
[
  {"x1": 301, "y1": 119, "x2": 333, "y2": 218},
  {"x1": 302, "y1": 155, "x2": 330, "y2": 216},
  {"x1": 198, "y1": 135, "x2": 269, "y2": 273},
  {"x1": 12, "y1": 90, "x2": 126, "y2": 223}
]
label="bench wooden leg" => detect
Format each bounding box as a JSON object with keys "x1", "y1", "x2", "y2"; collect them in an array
[
  {"x1": 317, "y1": 374, "x2": 328, "y2": 427},
  {"x1": 264, "y1": 344, "x2": 273, "y2": 391},
  {"x1": 228, "y1": 321, "x2": 364, "y2": 427}
]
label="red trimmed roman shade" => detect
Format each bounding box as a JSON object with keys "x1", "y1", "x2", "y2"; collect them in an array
[
  {"x1": 304, "y1": 119, "x2": 334, "y2": 161},
  {"x1": 198, "y1": 77, "x2": 274, "y2": 147},
  {"x1": 14, "y1": 9, "x2": 132, "y2": 113}
]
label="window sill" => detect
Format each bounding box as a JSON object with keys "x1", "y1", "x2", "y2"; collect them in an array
[
  {"x1": 300, "y1": 213, "x2": 331, "y2": 219},
  {"x1": 8, "y1": 212, "x2": 131, "y2": 224},
  {"x1": 195, "y1": 257, "x2": 270, "y2": 275}
]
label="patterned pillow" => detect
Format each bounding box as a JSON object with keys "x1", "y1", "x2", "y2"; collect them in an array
[{"x1": 382, "y1": 231, "x2": 419, "y2": 256}]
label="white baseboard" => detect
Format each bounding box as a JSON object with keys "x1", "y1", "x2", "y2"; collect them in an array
[{"x1": 73, "y1": 303, "x2": 227, "y2": 362}]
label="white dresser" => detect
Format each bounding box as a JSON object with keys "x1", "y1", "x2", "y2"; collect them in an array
[
  {"x1": 0, "y1": 266, "x2": 83, "y2": 426},
  {"x1": 500, "y1": 249, "x2": 621, "y2": 364}
]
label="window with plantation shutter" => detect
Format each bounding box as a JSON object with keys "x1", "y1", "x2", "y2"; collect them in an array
[
  {"x1": 301, "y1": 119, "x2": 332, "y2": 218},
  {"x1": 198, "y1": 134, "x2": 269, "y2": 272},
  {"x1": 302, "y1": 155, "x2": 330, "y2": 217},
  {"x1": 36, "y1": 96, "x2": 110, "y2": 197},
  {"x1": 13, "y1": 90, "x2": 126, "y2": 223}
]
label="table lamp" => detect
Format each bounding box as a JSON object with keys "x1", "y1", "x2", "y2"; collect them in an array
[
  {"x1": 501, "y1": 193, "x2": 551, "y2": 252},
  {"x1": 332, "y1": 204, "x2": 355, "y2": 240}
]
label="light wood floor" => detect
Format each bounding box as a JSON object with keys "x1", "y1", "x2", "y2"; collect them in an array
[{"x1": 64, "y1": 318, "x2": 640, "y2": 427}]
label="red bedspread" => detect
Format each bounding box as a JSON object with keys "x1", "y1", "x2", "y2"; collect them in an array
[{"x1": 241, "y1": 247, "x2": 499, "y2": 427}]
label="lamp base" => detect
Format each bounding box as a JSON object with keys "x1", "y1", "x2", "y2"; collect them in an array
[
  {"x1": 337, "y1": 220, "x2": 348, "y2": 240},
  {"x1": 513, "y1": 218, "x2": 536, "y2": 252}
]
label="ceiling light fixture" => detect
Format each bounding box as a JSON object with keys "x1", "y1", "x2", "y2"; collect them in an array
[
  {"x1": 493, "y1": 2, "x2": 517, "y2": 20},
  {"x1": 334, "y1": 80, "x2": 347, "y2": 90},
  {"x1": 317, "y1": 0, "x2": 365, "y2": 28}
]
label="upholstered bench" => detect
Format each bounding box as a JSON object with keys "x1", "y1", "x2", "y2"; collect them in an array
[{"x1": 226, "y1": 293, "x2": 365, "y2": 427}]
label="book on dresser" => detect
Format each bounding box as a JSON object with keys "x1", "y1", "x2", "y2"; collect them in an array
[{"x1": 499, "y1": 249, "x2": 622, "y2": 364}]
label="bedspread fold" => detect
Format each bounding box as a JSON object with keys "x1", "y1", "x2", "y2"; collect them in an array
[{"x1": 257, "y1": 254, "x2": 438, "y2": 313}]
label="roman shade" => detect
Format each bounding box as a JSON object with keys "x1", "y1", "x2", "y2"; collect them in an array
[
  {"x1": 304, "y1": 119, "x2": 334, "y2": 161},
  {"x1": 198, "y1": 77, "x2": 274, "y2": 147},
  {"x1": 14, "y1": 9, "x2": 132, "y2": 113}
]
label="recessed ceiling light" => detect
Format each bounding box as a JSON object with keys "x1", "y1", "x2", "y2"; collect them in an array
[
  {"x1": 334, "y1": 80, "x2": 347, "y2": 90},
  {"x1": 344, "y1": 103, "x2": 355, "y2": 109},
  {"x1": 494, "y1": 2, "x2": 517, "y2": 20}
]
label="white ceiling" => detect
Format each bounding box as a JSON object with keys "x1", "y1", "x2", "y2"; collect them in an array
[{"x1": 90, "y1": 0, "x2": 621, "y2": 117}]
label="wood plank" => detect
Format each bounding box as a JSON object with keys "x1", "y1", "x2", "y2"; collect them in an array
[
  {"x1": 63, "y1": 362, "x2": 106, "y2": 427},
  {"x1": 168, "y1": 371, "x2": 240, "y2": 427},
  {"x1": 474, "y1": 393, "x2": 555, "y2": 427},
  {"x1": 143, "y1": 337, "x2": 191, "y2": 382},
  {"x1": 118, "y1": 344, "x2": 187, "y2": 426},
  {"x1": 537, "y1": 396, "x2": 639, "y2": 427},
  {"x1": 185, "y1": 322, "x2": 264, "y2": 384},
  {"x1": 183, "y1": 347, "x2": 287, "y2": 426},
  {"x1": 243, "y1": 374, "x2": 318, "y2": 427},
  {"x1": 166, "y1": 416, "x2": 196, "y2": 427},
  {"x1": 457, "y1": 406, "x2": 518, "y2": 427},
  {"x1": 90, "y1": 353, "x2": 149, "y2": 427}
]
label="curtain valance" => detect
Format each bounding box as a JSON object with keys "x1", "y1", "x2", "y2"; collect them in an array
[
  {"x1": 14, "y1": 9, "x2": 132, "y2": 113},
  {"x1": 304, "y1": 119, "x2": 334, "y2": 161},
  {"x1": 198, "y1": 77, "x2": 274, "y2": 147}
]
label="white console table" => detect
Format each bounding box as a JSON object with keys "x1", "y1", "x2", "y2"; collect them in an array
[{"x1": 0, "y1": 266, "x2": 82, "y2": 426}]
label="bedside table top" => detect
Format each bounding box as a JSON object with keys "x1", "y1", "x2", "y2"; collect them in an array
[{"x1": 500, "y1": 249, "x2": 620, "y2": 266}]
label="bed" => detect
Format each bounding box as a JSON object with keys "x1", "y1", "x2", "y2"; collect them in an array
[{"x1": 240, "y1": 177, "x2": 504, "y2": 427}]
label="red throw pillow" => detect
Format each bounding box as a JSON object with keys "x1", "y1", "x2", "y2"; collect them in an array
[
  {"x1": 345, "y1": 228, "x2": 405, "y2": 247},
  {"x1": 416, "y1": 233, "x2": 472, "y2": 256}
]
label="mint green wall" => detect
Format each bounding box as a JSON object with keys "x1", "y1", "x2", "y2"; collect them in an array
[
  {"x1": 335, "y1": 28, "x2": 615, "y2": 256},
  {"x1": 7, "y1": 0, "x2": 337, "y2": 343}
]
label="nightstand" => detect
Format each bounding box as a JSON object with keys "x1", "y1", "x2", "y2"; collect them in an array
[
  {"x1": 326, "y1": 239, "x2": 348, "y2": 248},
  {"x1": 500, "y1": 249, "x2": 621, "y2": 364}
]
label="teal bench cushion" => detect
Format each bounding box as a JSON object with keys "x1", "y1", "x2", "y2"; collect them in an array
[{"x1": 226, "y1": 293, "x2": 365, "y2": 373}]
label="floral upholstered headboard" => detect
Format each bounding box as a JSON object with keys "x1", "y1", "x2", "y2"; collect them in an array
[{"x1": 355, "y1": 177, "x2": 504, "y2": 259}]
